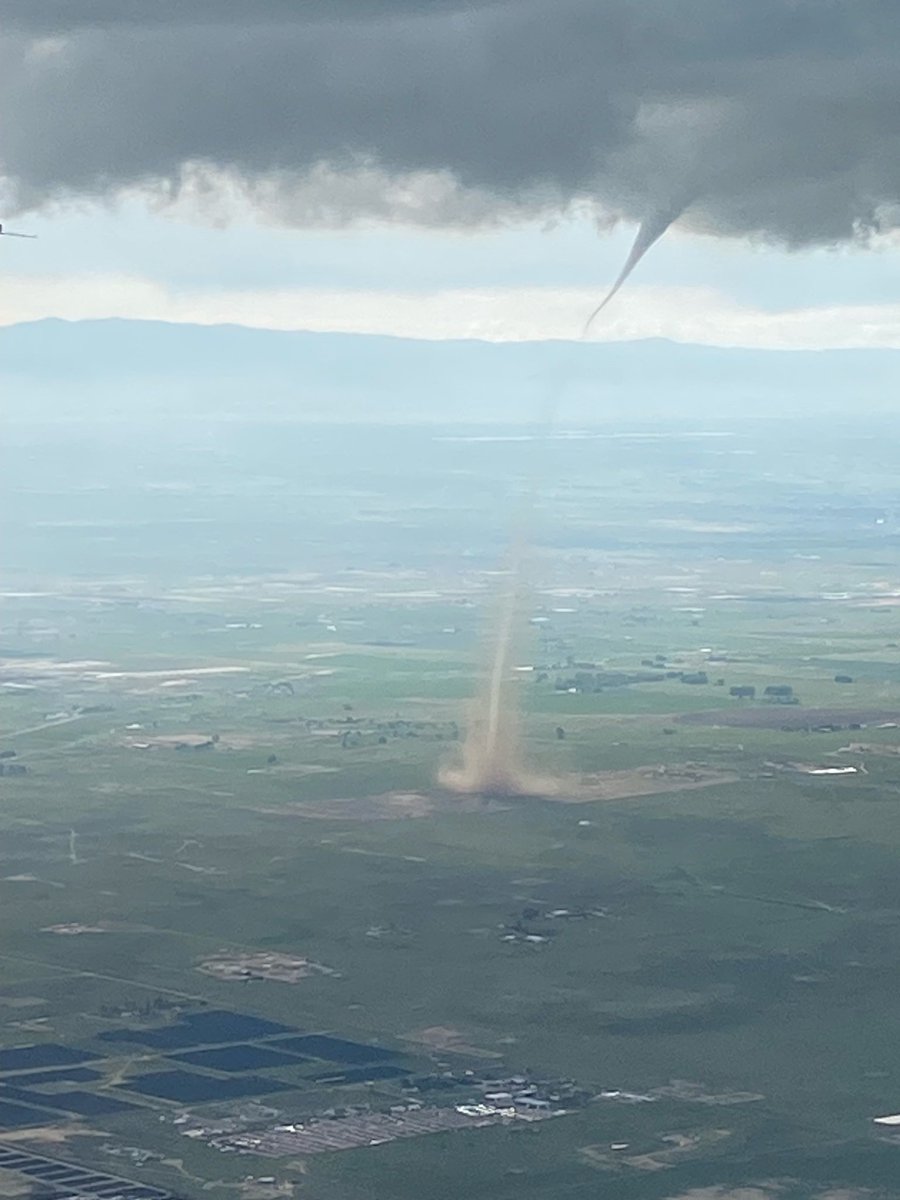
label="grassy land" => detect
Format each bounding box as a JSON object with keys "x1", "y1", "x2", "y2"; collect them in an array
[
  {"x1": 3, "y1": 417, "x2": 900, "y2": 1197},
  {"x1": 1, "y1": 570, "x2": 900, "y2": 1200}
]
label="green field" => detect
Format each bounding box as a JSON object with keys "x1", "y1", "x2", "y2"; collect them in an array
[{"x1": 2, "y1": 419, "x2": 900, "y2": 1199}]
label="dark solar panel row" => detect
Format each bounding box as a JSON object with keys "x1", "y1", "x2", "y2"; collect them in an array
[
  {"x1": 0, "y1": 1044, "x2": 99, "y2": 1073},
  {"x1": 268, "y1": 1034, "x2": 399, "y2": 1064},
  {"x1": 0, "y1": 1082, "x2": 140, "y2": 1117},
  {"x1": 15, "y1": 1066, "x2": 103, "y2": 1086},
  {"x1": 0, "y1": 1141, "x2": 184, "y2": 1200},
  {"x1": 0, "y1": 1083, "x2": 65, "y2": 1108},
  {"x1": 0, "y1": 1099, "x2": 49, "y2": 1128},
  {"x1": 98, "y1": 1009, "x2": 292, "y2": 1052},
  {"x1": 118, "y1": 1069, "x2": 292, "y2": 1103},
  {"x1": 170, "y1": 1043, "x2": 304, "y2": 1072},
  {"x1": 95, "y1": 1007, "x2": 400, "y2": 1068}
]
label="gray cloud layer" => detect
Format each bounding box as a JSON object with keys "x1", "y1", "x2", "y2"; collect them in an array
[{"x1": 2, "y1": 1, "x2": 899, "y2": 244}]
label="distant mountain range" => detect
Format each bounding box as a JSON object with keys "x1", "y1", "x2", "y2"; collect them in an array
[{"x1": 4, "y1": 318, "x2": 899, "y2": 423}]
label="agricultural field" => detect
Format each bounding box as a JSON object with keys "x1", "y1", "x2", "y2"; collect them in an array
[{"x1": 2, "y1": 416, "x2": 900, "y2": 1199}]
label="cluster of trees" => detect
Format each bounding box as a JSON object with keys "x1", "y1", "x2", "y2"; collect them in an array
[
  {"x1": 554, "y1": 667, "x2": 731, "y2": 692},
  {"x1": 555, "y1": 669, "x2": 668, "y2": 693},
  {"x1": 337, "y1": 718, "x2": 460, "y2": 749},
  {"x1": 729, "y1": 684, "x2": 804, "y2": 705},
  {"x1": 97, "y1": 995, "x2": 184, "y2": 1021}
]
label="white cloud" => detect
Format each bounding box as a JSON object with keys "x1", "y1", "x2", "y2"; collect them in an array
[
  {"x1": 664, "y1": 1189, "x2": 780, "y2": 1200},
  {"x1": 816, "y1": 1192, "x2": 883, "y2": 1200},
  {"x1": 157, "y1": 161, "x2": 570, "y2": 231},
  {"x1": 2, "y1": 271, "x2": 900, "y2": 349},
  {"x1": 666, "y1": 1187, "x2": 883, "y2": 1200}
]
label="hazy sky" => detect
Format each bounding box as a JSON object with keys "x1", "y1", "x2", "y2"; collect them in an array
[{"x1": 3, "y1": 1, "x2": 900, "y2": 347}]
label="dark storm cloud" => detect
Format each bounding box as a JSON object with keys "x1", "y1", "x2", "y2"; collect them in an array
[
  {"x1": 0, "y1": 0, "x2": 477, "y2": 31},
  {"x1": 3, "y1": 0, "x2": 900, "y2": 244}
]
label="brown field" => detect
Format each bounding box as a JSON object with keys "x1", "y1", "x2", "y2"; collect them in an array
[
  {"x1": 401, "y1": 1025, "x2": 502, "y2": 1060},
  {"x1": 548, "y1": 765, "x2": 739, "y2": 804},
  {"x1": 248, "y1": 768, "x2": 734, "y2": 820},
  {"x1": 0, "y1": 1123, "x2": 100, "y2": 1146},
  {"x1": 123, "y1": 732, "x2": 288, "y2": 749}
]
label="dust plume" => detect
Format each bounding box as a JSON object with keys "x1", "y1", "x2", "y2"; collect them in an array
[{"x1": 440, "y1": 548, "x2": 556, "y2": 798}]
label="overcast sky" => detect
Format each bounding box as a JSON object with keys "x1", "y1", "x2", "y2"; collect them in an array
[{"x1": 3, "y1": 1, "x2": 900, "y2": 347}]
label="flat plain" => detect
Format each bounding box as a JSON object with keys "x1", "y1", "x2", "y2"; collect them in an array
[{"x1": 2, "y1": 417, "x2": 900, "y2": 1199}]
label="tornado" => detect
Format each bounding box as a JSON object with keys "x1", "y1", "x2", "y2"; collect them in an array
[
  {"x1": 466, "y1": 555, "x2": 531, "y2": 795},
  {"x1": 583, "y1": 202, "x2": 687, "y2": 335},
  {"x1": 443, "y1": 200, "x2": 684, "y2": 798},
  {"x1": 488, "y1": 584, "x2": 514, "y2": 734},
  {"x1": 441, "y1": 543, "x2": 555, "y2": 798}
]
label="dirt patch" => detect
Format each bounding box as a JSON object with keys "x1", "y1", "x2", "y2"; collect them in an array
[
  {"x1": 0, "y1": 1122, "x2": 101, "y2": 1145},
  {"x1": 41, "y1": 921, "x2": 154, "y2": 935},
  {"x1": 251, "y1": 771, "x2": 730, "y2": 817},
  {"x1": 197, "y1": 950, "x2": 336, "y2": 983},
  {"x1": 214, "y1": 732, "x2": 294, "y2": 750},
  {"x1": 0, "y1": 1170, "x2": 32, "y2": 1197},
  {"x1": 402, "y1": 1025, "x2": 502, "y2": 1060},
  {"x1": 269, "y1": 764, "x2": 339, "y2": 776},
  {"x1": 124, "y1": 731, "x2": 289, "y2": 750},
  {"x1": 3, "y1": 875, "x2": 65, "y2": 888},
  {"x1": 98, "y1": 667, "x2": 250, "y2": 681},
  {"x1": 580, "y1": 1128, "x2": 733, "y2": 1173},
  {"x1": 833, "y1": 741, "x2": 900, "y2": 757},
  {"x1": 547, "y1": 765, "x2": 738, "y2": 804},
  {"x1": 678, "y1": 706, "x2": 900, "y2": 731},
  {"x1": 125, "y1": 733, "x2": 215, "y2": 748}
]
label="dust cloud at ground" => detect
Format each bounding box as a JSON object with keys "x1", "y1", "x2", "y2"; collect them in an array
[{"x1": 439, "y1": 555, "x2": 558, "y2": 799}]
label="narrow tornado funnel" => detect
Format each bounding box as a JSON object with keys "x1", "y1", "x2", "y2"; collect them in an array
[{"x1": 583, "y1": 203, "x2": 686, "y2": 335}]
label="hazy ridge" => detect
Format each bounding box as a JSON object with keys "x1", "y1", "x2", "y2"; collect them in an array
[{"x1": 4, "y1": 317, "x2": 899, "y2": 423}]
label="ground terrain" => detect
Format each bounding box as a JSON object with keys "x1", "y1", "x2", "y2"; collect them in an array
[{"x1": 1, "y1": 418, "x2": 900, "y2": 1198}]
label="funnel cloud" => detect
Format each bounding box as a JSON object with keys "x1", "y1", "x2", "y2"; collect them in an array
[
  {"x1": 583, "y1": 202, "x2": 687, "y2": 332},
  {"x1": 4, "y1": 2, "x2": 900, "y2": 252}
]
